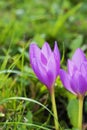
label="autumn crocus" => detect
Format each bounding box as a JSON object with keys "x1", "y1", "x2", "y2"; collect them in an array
[
  {"x1": 29, "y1": 42, "x2": 60, "y2": 130},
  {"x1": 29, "y1": 42, "x2": 60, "y2": 93},
  {"x1": 60, "y1": 48, "x2": 87, "y2": 130}
]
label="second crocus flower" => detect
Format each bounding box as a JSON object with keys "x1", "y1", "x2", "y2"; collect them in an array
[
  {"x1": 60, "y1": 48, "x2": 87, "y2": 96},
  {"x1": 60, "y1": 48, "x2": 87, "y2": 130}
]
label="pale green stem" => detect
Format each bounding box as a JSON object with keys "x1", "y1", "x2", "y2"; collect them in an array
[
  {"x1": 50, "y1": 86, "x2": 59, "y2": 130},
  {"x1": 78, "y1": 95, "x2": 84, "y2": 130}
]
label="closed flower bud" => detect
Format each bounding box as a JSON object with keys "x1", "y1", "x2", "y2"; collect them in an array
[{"x1": 29, "y1": 42, "x2": 60, "y2": 93}]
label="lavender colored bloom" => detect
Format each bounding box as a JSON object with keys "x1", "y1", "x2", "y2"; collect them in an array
[
  {"x1": 60, "y1": 48, "x2": 87, "y2": 96},
  {"x1": 29, "y1": 42, "x2": 60, "y2": 92}
]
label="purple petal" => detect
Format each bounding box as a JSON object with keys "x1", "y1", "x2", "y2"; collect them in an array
[
  {"x1": 47, "y1": 53, "x2": 57, "y2": 79},
  {"x1": 32, "y1": 58, "x2": 50, "y2": 88},
  {"x1": 53, "y1": 42, "x2": 60, "y2": 75},
  {"x1": 44, "y1": 54, "x2": 57, "y2": 89},
  {"x1": 80, "y1": 62, "x2": 87, "y2": 84},
  {"x1": 78, "y1": 75, "x2": 87, "y2": 94},
  {"x1": 60, "y1": 69, "x2": 76, "y2": 95},
  {"x1": 29, "y1": 43, "x2": 40, "y2": 65},
  {"x1": 41, "y1": 52, "x2": 47, "y2": 65},
  {"x1": 70, "y1": 71, "x2": 87, "y2": 95},
  {"x1": 67, "y1": 60, "x2": 77, "y2": 76},
  {"x1": 72, "y1": 48, "x2": 86, "y2": 69},
  {"x1": 47, "y1": 70, "x2": 55, "y2": 90},
  {"x1": 54, "y1": 42, "x2": 60, "y2": 62},
  {"x1": 46, "y1": 53, "x2": 60, "y2": 90},
  {"x1": 41, "y1": 42, "x2": 52, "y2": 59}
]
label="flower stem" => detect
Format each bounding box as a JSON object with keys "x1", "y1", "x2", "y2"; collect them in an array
[
  {"x1": 51, "y1": 86, "x2": 59, "y2": 130},
  {"x1": 78, "y1": 95, "x2": 84, "y2": 130}
]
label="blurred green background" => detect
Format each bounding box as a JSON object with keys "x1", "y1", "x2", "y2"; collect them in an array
[{"x1": 0, "y1": 0, "x2": 87, "y2": 129}]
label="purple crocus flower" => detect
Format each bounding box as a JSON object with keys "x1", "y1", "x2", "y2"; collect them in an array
[
  {"x1": 60, "y1": 48, "x2": 87, "y2": 96},
  {"x1": 29, "y1": 42, "x2": 60, "y2": 93}
]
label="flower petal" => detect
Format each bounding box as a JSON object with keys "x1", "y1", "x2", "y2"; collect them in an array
[
  {"x1": 80, "y1": 62, "x2": 87, "y2": 78},
  {"x1": 53, "y1": 42, "x2": 60, "y2": 75},
  {"x1": 47, "y1": 53, "x2": 57, "y2": 79},
  {"x1": 67, "y1": 60, "x2": 77, "y2": 76},
  {"x1": 41, "y1": 42, "x2": 52, "y2": 59},
  {"x1": 41, "y1": 52, "x2": 47, "y2": 65},
  {"x1": 44, "y1": 53, "x2": 57, "y2": 89},
  {"x1": 70, "y1": 71, "x2": 87, "y2": 95},
  {"x1": 29, "y1": 43, "x2": 40, "y2": 65},
  {"x1": 47, "y1": 70, "x2": 55, "y2": 90},
  {"x1": 32, "y1": 58, "x2": 50, "y2": 88},
  {"x1": 72, "y1": 48, "x2": 86, "y2": 69},
  {"x1": 78, "y1": 75, "x2": 87, "y2": 94},
  {"x1": 60, "y1": 69, "x2": 76, "y2": 95}
]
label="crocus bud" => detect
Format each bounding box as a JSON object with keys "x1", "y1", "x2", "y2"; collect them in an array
[
  {"x1": 29, "y1": 42, "x2": 60, "y2": 92},
  {"x1": 60, "y1": 48, "x2": 87, "y2": 96}
]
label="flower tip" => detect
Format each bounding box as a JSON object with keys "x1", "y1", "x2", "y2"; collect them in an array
[
  {"x1": 54, "y1": 41, "x2": 57, "y2": 44},
  {"x1": 54, "y1": 41, "x2": 58, "y2": 48},
  {"x1": 74, "y1": 48, "x2": 84, "y2": 55}
]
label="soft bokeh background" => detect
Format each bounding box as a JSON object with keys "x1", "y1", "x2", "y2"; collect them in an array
[{"x1": 0, "y1": 0, "x2": 87, "y2": 129}]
